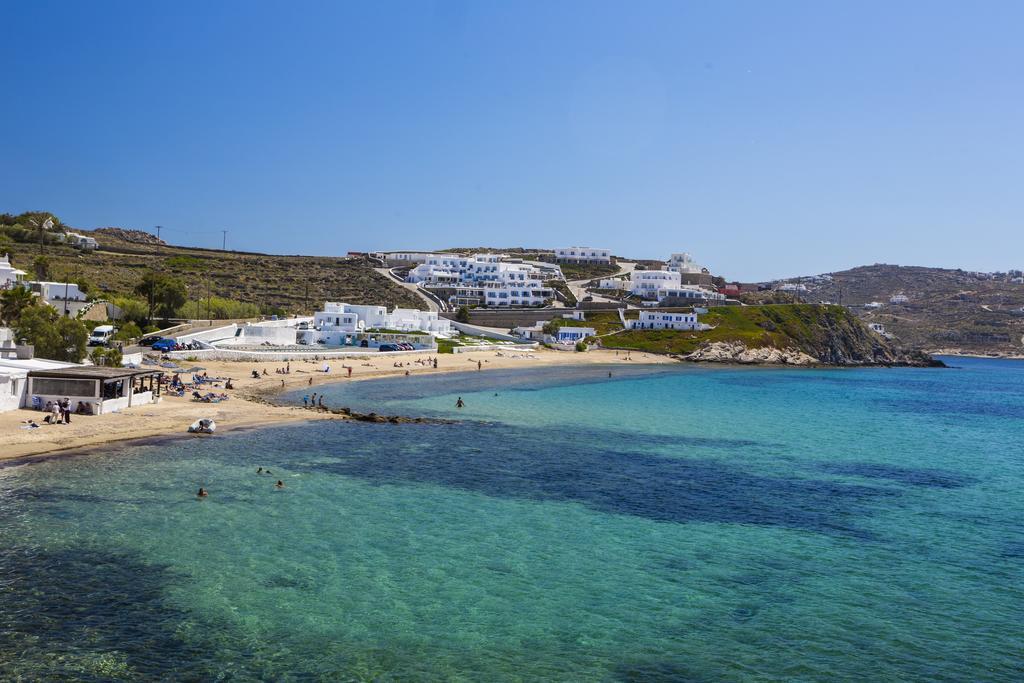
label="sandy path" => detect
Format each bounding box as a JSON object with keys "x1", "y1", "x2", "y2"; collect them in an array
[{"x1": 0, "y1": 348, "x2": 671, "y2": 462}]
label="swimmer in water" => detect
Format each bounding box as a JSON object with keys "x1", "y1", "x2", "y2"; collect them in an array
[
  {"x1": 257, "y1": 467, "x2": 263, "y2": 474},
  {"x1": 275, "y1": 480, "x2": 285, "y2": 489},
  {"x1": 197, "y1": 488, "x2": 208, "y2": 498}
]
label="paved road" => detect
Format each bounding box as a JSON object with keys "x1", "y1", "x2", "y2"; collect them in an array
[
  {"x1": 374, "y1": 267, "x2": 443, "y2": 312},
  {"x1": 566, "y1": 260, "x2": 637, "y2": 306}
]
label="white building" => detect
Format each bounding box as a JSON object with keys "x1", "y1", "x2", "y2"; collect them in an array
[
  {"x1": 656, "y1": 286, "x2": 727, "y2": 303},
  {"x1": 629, "y1": 311, "x2": 708, "y2": 331},
  {"x1": 777, "y1": 282, "x2": 808, "y2": 292},
  {"x1": 666, "y1": 253, "x2": 704, "y2": 274},
  {"x1": 554, "y1": 326, "x2": 595, "y2": 343},
  {"x1": 376, "y1": 251, "x2": 445, "y2": 265},
  {"x1": 30, "y1": 281, "x2": 87, "y2": 306},
  {"x1": 629, "y1": 270, "x2": 682, "y2": 297},
  {"x1": 555, "y1": 247, "x2": 612, "y2": 264},
  {"x1": 0, "y1": 356, "x2": 77, "y2": 413},
  {"x1": 297, "y1": 302, "x2": 451, "y2": 347},
  {"x1": 889, "y1": 294, "x2": 909, "y2": 304},
  {"x1": 408, "y1": 254, "x2": 554, "y2": 307},
  {"x1": 0, "y1": 254, "x2": 27, "y2": 290},
  {"x1": 64, "y1": 232, "x2": 98, "y2": 251},
  {"x1": 598, "y1": 278, "x2": 627, "y2": 290}
]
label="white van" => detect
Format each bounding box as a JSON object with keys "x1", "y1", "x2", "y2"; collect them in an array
[{"x1": 88, "y1": 325, "x2": 116, "y2": 346}]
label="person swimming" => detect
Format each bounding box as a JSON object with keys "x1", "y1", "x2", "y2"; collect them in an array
[
  {"x1": 456, "y1": 397, "x2": 464, "y2": 408},
  {"x1": 275, "y1": 480, "x2": 285, "y2": 489},
  {"x1": 197, "y1": 488, "x2": 209, "y2": 498},
  {"x1": 257, "y1": 467, "x2": 263, "y2": 474}
]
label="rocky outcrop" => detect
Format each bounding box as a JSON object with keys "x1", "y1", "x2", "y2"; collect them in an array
[{"x1": 684, "y1": 342, "x2": 818, "y2": 365}]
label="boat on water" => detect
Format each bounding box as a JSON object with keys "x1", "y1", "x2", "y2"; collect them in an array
[{"x1": 188, "y1": 418, "x2": 216, "y2": 434}]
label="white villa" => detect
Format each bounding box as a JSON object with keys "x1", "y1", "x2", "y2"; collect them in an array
[
  {"x1": 656, "y1": 287, "x2": 726, "y2": 303},
  {"x1": 890, "y1": 293, "x2": 909, "y2": 304},
  {"x1": 408, "y1": 254, "x2": 555, "y2": 307},
  {"x1": 308, "y1": 302, "x2": 451, "y2": 339},
  {"x1": 0, "y1": 254, "x2": 27, "y2": 290},
  {"x1": 30, "y1": 281, "x2": 87, "y2": 306},
  {"x1": 555, "y1": 247, "x2": 612, "y2": 264},
  {"x1": 629, "y1": 311, "x2": 708, "y2": 331},
  {"x1": 630, "y1": 270, "x2": 682, "y2": 297},
  {"x1": 666, "y1": 253, "x2": 704, "y2": 274}
]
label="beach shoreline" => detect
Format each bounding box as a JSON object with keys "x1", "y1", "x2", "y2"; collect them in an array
[{"x1": 0, "y1": 348, "x2": 672, "y2": 462}]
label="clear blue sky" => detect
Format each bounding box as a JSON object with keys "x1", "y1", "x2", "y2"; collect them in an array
[{"x1": 2, "y1": 1, "x2": 1021, "y2": 281}]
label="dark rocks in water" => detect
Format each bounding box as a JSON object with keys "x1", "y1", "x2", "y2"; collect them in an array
[{"x1": 320, "y1": 405, "x2": 454, "y2": 425}]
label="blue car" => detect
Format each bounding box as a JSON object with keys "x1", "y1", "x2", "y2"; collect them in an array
[{"x1": 151, "y1": 338, "x2": 176, "y2": 352}]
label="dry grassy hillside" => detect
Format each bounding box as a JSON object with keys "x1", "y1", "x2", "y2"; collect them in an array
[{"x1": 2, "y1": 226, "x2": 424, "y2": 314}]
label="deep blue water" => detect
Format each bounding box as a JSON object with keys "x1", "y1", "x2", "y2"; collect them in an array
[{"x1": 1, "y1": 357, "x2": 1022, "y2": 680}]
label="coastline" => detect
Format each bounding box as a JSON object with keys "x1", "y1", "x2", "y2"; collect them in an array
[{"x1": 0, "y1": 348, "x2": 673, "y2": 462}]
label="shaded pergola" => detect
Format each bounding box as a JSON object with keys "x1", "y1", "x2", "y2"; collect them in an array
[{"x1": 27, "y1": 366, "x2": 163, "y2": 414}]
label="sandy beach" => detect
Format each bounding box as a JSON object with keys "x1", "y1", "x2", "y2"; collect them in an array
[{"x1": 0, "y1": 348, "x2": 672, "y2": 462}]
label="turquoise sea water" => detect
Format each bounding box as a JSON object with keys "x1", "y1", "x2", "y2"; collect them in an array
[{"x1": 1, "y1": 357, "x2": 1022, "y2": 680}]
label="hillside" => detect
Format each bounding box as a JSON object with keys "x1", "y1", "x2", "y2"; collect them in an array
[
  {"x1": 787, "y1": 265, "x2": 1024, "y2": 355},
  {"x1": 593, "y1": 305, "x2": 939, "y2": 366},
  {"x1": 0, "y1": 218, "x2": 424, "y2": 314}
]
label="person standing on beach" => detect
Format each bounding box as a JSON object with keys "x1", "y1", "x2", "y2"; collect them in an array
[
  {"x1": 477, "y1": 360, "x2": 482, "y2": 371},
  {"x1": 348, "y1": 366, "x2": 352, "y2": 378},
  {"x1": 311, "y1": 392, "x2": 317, "y2": 406}
]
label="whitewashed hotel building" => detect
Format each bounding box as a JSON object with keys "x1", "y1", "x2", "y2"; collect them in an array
[
  {"x1": 408, "y1": 254, "x2": 554, "y2": 307},
  {"x1": 0, "y1": 254, "x2": 27, "y2": 290}
]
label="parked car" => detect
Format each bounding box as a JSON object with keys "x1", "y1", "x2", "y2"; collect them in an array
[
  {"x1": 378, "y1": 343, "x2": 400, "y2": 352},
  {"x1": 151, "y1": 338, "x2": 176, "y2": 352},
  {"x1": 139, "y1": 335, "x2": 162, "y2": 347}
]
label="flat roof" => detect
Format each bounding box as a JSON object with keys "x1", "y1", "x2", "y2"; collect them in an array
[{"x1": 28, "y1": 366, "x2": 163, "y2": 380}]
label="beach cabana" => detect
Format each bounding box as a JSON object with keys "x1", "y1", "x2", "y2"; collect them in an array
[{"x1": 27, "y1": 366, "x2": 163, "y2": 415}]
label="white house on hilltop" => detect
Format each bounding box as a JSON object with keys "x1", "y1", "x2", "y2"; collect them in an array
[
  {"x1": 666, "y1": 253, "x2": 704, "y2": 274},
  {"x1": 555, "y1": 247, "x2": 612, "y2": 264}
]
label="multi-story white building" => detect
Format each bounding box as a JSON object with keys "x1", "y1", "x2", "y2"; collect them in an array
[
  {"x1": 889, "y1": 293, "x2": 909, "y2": 304},
  {"x1": 408, "y1": 254, "x2": 554, "y2": 307},
  {"x1": 555, "y1": 247, "x2": 612, "y2": 264},
  {"x1": 666, "y1": 253, "x2": 704, "y2": 274},
  {"x1": 629, "y1": 270, "x2": 682, "y2": 297},
  {"x1": 629, "y1": 311, "x2": 708, "y2": 331},
  {"x1": 0, "y1": 254, "x2": 27, "y2": 290}
]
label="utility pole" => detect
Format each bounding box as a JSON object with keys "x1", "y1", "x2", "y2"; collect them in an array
[
  {"x1": 221, "y1": 230, "x2": 227, "y2": 251},
  {"x1": 206, "y1": 277, "x2": 212, "y2": 324},
  {"x1": 304, "y1": 282, "x2": 309, "y2": 313},
  {"x1": 155, "y1": 225, "x2": 163, "y2": 254}
]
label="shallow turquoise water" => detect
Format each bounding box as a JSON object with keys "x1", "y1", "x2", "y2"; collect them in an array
[{"x1": 1, "y1": 358, "x2": 1022, "y2": 680}]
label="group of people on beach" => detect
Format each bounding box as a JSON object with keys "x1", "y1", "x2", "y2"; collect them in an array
[
  {"x1": 43, "y1": 398, "x2": 81, "y2": 424},
  {"x1": 302, "y1": 393, "x2": 327, "y2": 410},
  {"x1": 197, "y1": 468, "x2": 285, "y2": 499}
]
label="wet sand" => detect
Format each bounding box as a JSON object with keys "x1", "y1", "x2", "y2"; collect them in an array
[{"x1": 0, "y1": 348, "x2": 671, "y2": 461}]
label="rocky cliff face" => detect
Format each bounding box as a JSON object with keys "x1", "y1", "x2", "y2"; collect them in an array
[{"x1": 684, "y1": 306, "x2": 944, "y2": 367}]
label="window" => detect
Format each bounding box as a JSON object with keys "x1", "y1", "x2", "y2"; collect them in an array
[{"x1": 32, "y1": 377, "x2": 96, "y2": 397}]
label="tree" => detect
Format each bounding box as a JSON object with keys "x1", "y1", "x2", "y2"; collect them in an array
[
  {"x1": 455, "y1": 305, "x2": 470, "y2": 323},
  {"x1": 14, "y1": 306, "x2": 88, "y2": 362},
  {"x1": 134, "y1": 271, "x2": 188, "y2": 323},
  {"x1": 542, "y1": 318, "x2": 564, "y2": 335},
  {"x1": 32, "y1": 255, "x2": 50, "y2": 280},
  {"x1": 113, "y1": 321, "x2": 142, "y2": 342},
  {"x1": 0, "y1": 285, "x2": 36, "y2": 326},
  {"x1": 155, "y1": 277, "x2": 187, "y2": 321},
  {"x1": 90, "y1": 346, "x2": 123, "y2": 367}
]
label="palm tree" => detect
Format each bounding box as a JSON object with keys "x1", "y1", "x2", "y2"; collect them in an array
[{"x1": 0, "y1": 285, "x2": 36, "y2": 326}]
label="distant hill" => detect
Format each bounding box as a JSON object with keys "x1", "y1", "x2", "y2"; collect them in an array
[{"x1": 786, "y1": 264, "x2": 1024, "y2": 355}]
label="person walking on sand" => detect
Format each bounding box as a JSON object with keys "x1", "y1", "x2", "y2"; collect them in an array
[
  {"x1": 308, "y1": 376, "x2": 313, "y2": 386},
  {"x1": 456, "y1": 397, "x2": 464, "y2": 408}
]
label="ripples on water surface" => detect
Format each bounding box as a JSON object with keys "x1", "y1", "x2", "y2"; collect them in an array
[{"x1": 1, "y1": 357, "x2": 1022, "y2": 680}]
